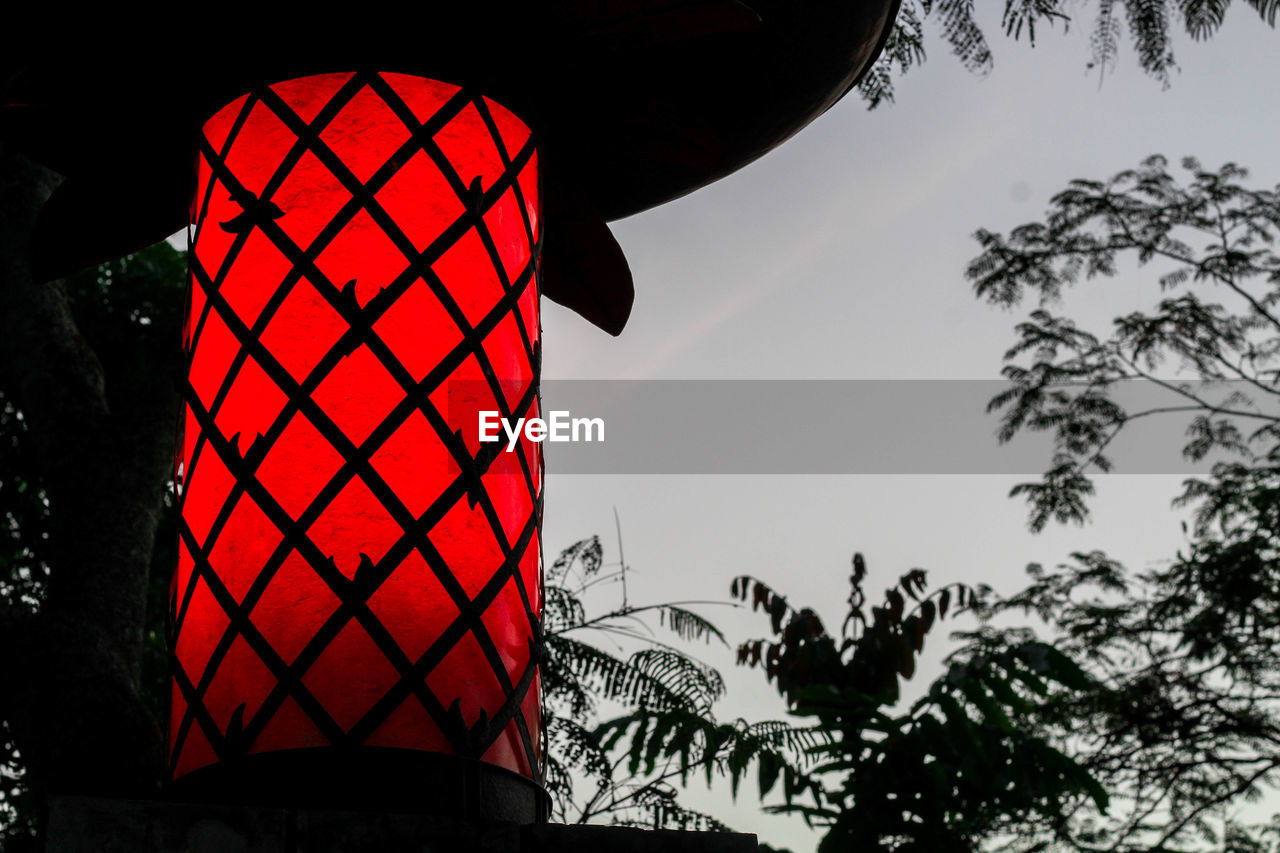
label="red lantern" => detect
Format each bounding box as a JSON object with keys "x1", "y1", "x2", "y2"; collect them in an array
[{"x1": 170, "y1": 71, "x2": 543, "y2": 811}]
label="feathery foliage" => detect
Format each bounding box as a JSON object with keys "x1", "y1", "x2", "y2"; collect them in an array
[
  {"x1": 967, "y1": 155, "x2": 1280, "y2": 531},
  {"x1": 862, "y1": 0, "x2": 1276, "y2": 107},
  {"x1": 541, "y1": 534, "x2": 786, "y2": 828},
  {"x1": 961, "y1": 519, "x2": 1280, "y2": 850},
  {"x1": 956, "y1": 155, "x2": 1280, "y2": 852},
  {"x1": 602, "y1": 553, "x2": 1102, "y2": 853}
]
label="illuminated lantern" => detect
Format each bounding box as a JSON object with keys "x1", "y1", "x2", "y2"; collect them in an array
[
  {"x1": 170, "y1": 72, "x2": 544, "y2": 816},
  {"x1": 2, "y1": 2, "x2": 900, "y2": 823}
]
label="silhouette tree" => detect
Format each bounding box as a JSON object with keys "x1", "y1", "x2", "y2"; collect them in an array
[
  {"x1": 0, "y1": 149, "x2": 181, "y2": 851},
  {"x1": 864, "y1": 0, "x2": 1278, "y2": 107},
  {"x1": 540, "y1": 534, "x2": 810, "y2": 830},
  {"x1": 958, "y1": 155, "x2": 1280, "y2": 851},
  {"x1": 969, "y1": 155, "x2": 1280, "y2": 531},
  {"x1": 603, "y1": 556, "x2": 1102, "y2": 853}
]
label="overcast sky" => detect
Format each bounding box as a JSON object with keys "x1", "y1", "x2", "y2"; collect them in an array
[{"x1": 533, "y1": 6, "x2": 1280, "y2": 845}]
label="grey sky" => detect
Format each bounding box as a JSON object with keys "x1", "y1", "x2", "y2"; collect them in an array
[{"x1": 535, "y1": 6, "x2": 1280, "y2": 846}]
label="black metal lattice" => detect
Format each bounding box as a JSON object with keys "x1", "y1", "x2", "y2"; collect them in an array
[{"x1": 170, "y1": 70, "x2": 543, "y2": 784}]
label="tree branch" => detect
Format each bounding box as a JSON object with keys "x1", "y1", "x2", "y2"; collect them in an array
[
  {"x1": 0, "y1": 143, "x2": 168, "y2": 799},
  {"x1": 0, "y1": 145, "x2": 109, "y2": 465}
]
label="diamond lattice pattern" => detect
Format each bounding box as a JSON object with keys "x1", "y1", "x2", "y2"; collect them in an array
[{"x1": 171, "y1": 72, "x2": 543, "y2": 783}]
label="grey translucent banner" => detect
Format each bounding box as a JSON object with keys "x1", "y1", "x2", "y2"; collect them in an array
[{"x1": 506, "y1": 380, "x2": 1280, "y2": 475}]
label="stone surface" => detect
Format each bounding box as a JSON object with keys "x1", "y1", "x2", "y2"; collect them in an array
[{"x1": 45, "y1": 797, "x2": 758, "y2": 852}]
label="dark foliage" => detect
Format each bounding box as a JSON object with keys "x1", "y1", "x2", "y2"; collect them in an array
[
  {"x1": 864, "y1": 0, "x2": 1277, "y2": 107},
  {"x1": 958, "y1": 155, "x2": 1280, "y2": 850},
  {"x1": 968, "y1": 155, "x2": 1280, "y2": 530},
  {"x1": 603, "y1": 554, "x2": 1102, "y2": 852},
  {"x1": 960, "y1": 530, "x2": 1280, "y2": 850},
  {"x1": 0, "y1": 242, "x2": 185, "y2": 850},
  {"x1": 541, "y1": 534, "x2": 792, "y2": 830}
]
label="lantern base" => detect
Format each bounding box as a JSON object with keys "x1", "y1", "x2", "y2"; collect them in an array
[
  {"x1": 45, "y1": 796, "x2": 760, "y2": 852},
  {"x1": 166, "y1": 748, "x2": 548, "y2": 824}
]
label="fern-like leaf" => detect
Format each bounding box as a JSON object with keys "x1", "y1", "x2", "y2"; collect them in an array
[
  {"x1": 656, "y1": 605, "x2": 727, "y2": 646},
  {"x1": 1123, "y1": 0, "x2": 1175, "y2": 83},
  {"x1": 1243, "y1": 0, "x2": 1280, "y2": 24},
  {"x1": 1089, "y1": 0, "x2": 1123, "y2": 77},
  {"x1": 922, "y1": 0, "x2": 994, "y2": 73},
  {"x1": 1178, "y1": 0, "x2": 1232, "y2": 37},
  {"x1": 548, "y1": 535, "x2": 603, "y2": 585}
]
